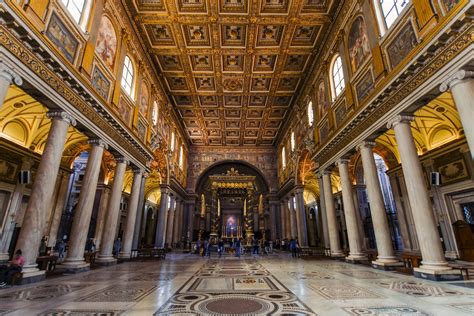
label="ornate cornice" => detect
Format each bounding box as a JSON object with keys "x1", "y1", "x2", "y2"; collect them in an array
[{"x1": 0, "y1": 61, "x2": 22, "y2": 85}]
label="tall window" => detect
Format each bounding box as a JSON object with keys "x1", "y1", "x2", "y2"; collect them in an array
[
  {"x1": 121, "y1": 56, "x2": 135, "y2": 98},
  {"x1": 291, "y1": 132, "x2": 295, "y2": 151},
  {"x1": 375, "y1": 0, "x2": 408, "y2": 34},
  {"x1": 281, "y1": 147, "x2": 287, "y2": 169},
  {"x1": 170, "y1": 131, "x2": 175, "y2": 152},
  {"x1": 179, "y1": 145, "x2": 184, "y2": 169},
  {"x1": 307, "y1": 101, "x2": 314, "y2": 126},
  {"x1": 331, "y1": 55, "x2": 345, "y2": 100},
  {"x1": 61, "y1": 0, "x2": 91, "y2": 30}
]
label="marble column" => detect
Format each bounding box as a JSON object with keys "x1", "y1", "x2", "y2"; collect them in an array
[
  {"x1": 388, "y1": 115, "x2": 458, "y2": 280},
  {"x1": 337, "y1": 159, "x2": 367, "y2": 262},
  {"x1": 186, "y1": 198, "x2": 196, "y2": 243},
  {"x1": 279, "y1": 200, "x2": 287, "y2": 240},
  {"x1": 46, "y1": 171, "x2": 71, "y2": 248},
  {"x1": 15, "y1": 112, "x2": 76, "y2": 280},
  {"x1": 0, "y1": 62, "x2": 22, "y2": 108},
  {"x1": 285, "y1": 199, "x2": 291, "y2": 240},
  {"x1": 317, "y1": 173, "x2": 330, "y2": 251},
  {"x1": 294, "y1": 187, "x2": 309, "y2": 247},
  {"x1": 172, "y1": 198, "x2": 181, "y2": 246},
  {"x1": 358, "y1": 142, "x2": 400, "y2": 268},
  {"x1": 132, "y1": 174, "x2": 147, "y2": 249},
  {"x1": 289, "y1": 196, "x2": 297, "y2": 239},
  {"x1": 322, "y1": 170, "x2": 344, "y2": 257},
  {"x1": 269, "y1": 200, "x2": 278, "y2": 241},
  {"x1": 119, "y1": 168, "x2": 143, "y2": 259},
  {"x1": 166, "y1": 197, "x2": 176, "y2": 248},
  {"x1": 155, "y1": 185, "x2": 170, "y2": 248},
  {"x1": 61, "y1": 139, "x2": 107, "y2": 271},
  {"x1": 93, "y1": 185, "x2": 111, "y2": 250},
  {"x1": 440, "y1": 70, "x2": 474, "y2": 159},
  {"x1": 95, "y1": 157, "x2": 128, "y2": 264}
]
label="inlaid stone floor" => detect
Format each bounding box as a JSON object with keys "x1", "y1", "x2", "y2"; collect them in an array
[{"x1": 0, "y1": 253, "x2": 473, "y2": 315}]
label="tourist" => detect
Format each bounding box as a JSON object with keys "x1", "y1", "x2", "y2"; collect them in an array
[
  {"x1": 290, "y1": 238, "x2": 298, "y2": 258},
  {"x1": 86, "y1": 238, "x2": 96, "y2": 253},
  {"x1": 264, "y1": 239, "x2": 270, "y2": 255},
  {"x1": 39, "y1": 236, "x2": 47, "y2": 256},
  {"x1": 0, "y1": 249, "x2": 25, "y2": 287},
  {"x1": 113, "y1": 238, "x2": 121, "y2": 257},
  {"x1": 252, "y1": 237, "x2": 259, "y2": 255},
  {"x1": 218, "y1": 239, "x2": 224, "y2": 257},
  {"x1": 235, "y1": 238, "x2": 241, "y2": 257},
  {"x1": 57, "y1": 239, "x2": 66, "y2": 259}
]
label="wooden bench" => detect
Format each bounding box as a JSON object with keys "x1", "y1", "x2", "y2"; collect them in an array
[
  {"x1": 36, "y1": 255, "x2": 58, "y2": 272},
  {"x1": 398, "y1": 252, "x2": 422, "y2": 273}
]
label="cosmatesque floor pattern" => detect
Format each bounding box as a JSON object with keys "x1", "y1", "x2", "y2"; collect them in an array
[{"x1": 0, "y1": 253, "x2": 473, "y2": 315}]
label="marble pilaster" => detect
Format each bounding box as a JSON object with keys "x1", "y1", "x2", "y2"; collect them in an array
[
  {"x1": 61, "y1": 139, "x2": 107, "y2": 272},
  {"x1": 337, "y1": 159, "x2": 367, "y2": 262},
  {"x1": 119, "y1": 168, "x2": 143, "y2": 259},
  {"x1": 358, "y1": 142, "x2": 400, "y2": 268},
  {"x1": 388, "y1": 115, "x2": 460, "y2": 280},
  {"x1": 289, "y1": 196, "x2": 297, "y2": 239},
  {"x1": 96, "y1": 157, "x2": 128, "y2": 264},
  {"x1": 132, "y1": 173, "x2": 147, "y2": 249},
  {"x1": 14, "y1": 111, "x2": 76, "y2": 281},
  {"x1": 322, "y1": 170, "x2": 344, "y2": 257},
  {"x1": 0, "y1": 62, "x2": 22, "y2": 108},
  {"x1": 440, "y1": 70, "x2": 474, "y2": 159},
  {"x1": 172, "y1": 198, "x2": 181, "y2": 246},
  {"x1": 166, "y1": 197, "x2": 176, "y2": 248},
  {"x1": 269, "y1": 200, "x2": 278, "y2": 241},
  {"x1": 317, "y1": 173, "x2": 330, "y2": 251},
  {"x1": 279, "y1": 200, "x2": 287, "y2": 240}
]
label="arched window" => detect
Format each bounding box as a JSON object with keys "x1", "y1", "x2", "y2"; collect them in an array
[
  {"x1": 281, "y1": 147, "x2": 287, "y2": 169},
  {"x1": 374, "y1": 0, "x2": 409, "y2": 34},
  {"x1": 179, "y1": 145, "x2": 184, "y2": 169},
  {"x1": 61, "y1": 0, "x2": 91, "y2": 30},
  {"x1": 170, "y1": 131, "x2": 175, "y2": 152},
  {"x1": 291, "y1": 131, "x2": 295, "y2": 151},
  {"x1": 307, "y1": 101, "x2": 314, "y2": 126},
  {"x1": 152, "y1": 101, "x2": 158, "y2": 126},
  {"x1": 121, "y1": 56, "x2": 135, "y2": 98},
  {"x1": 330, "y1": 55, "x2": 345, "y2": 100}
]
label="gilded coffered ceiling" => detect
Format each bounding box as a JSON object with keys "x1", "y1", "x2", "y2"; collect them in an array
[{"x1": 124, "y1": 0, "x2": 335, "y2": 146}]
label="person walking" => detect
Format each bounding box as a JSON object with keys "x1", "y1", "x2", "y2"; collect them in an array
[
  {"x1": 235, "y1": 238, "x2": 241, "y2": 257},
  {"x1": 290, "y1": 238, "x2": 298, "y2": 258}
]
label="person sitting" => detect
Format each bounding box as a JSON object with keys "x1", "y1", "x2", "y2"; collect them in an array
[{"x1": 0, "y1": 249, "x2": 25, "y2": 287}]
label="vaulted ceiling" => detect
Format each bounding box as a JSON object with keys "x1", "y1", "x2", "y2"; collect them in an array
[{"x1": 124, "y1": 0, "x2": 336, "y2": 146}]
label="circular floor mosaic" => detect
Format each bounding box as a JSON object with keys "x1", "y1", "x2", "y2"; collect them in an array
[{"x1": 196, "y1": 295, "x2": 276, "y2": 315}]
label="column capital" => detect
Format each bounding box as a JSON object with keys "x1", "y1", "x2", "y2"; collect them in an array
[
  {"x1": 115, "y1": 156, "x2": 129, "y2": 165},
  {"x1": 160, "y1": 184, "x2": 171, "y2": 195},
  {"x1": 131, "y1": 167, "x2": 143, "y2": 175},
  {"x1": 440, "y1": 69, "x2": 474, "y2": 92},
  {"x1": 321, "y1": 169, "x2": 332, "y2": 176},
  {"x1": 0, "y1": 62, "x2": 23, "y2": 86},
  {"x1": 46, "y1": 111, "x2": 77, "y2": 126},
  {"x1": 356, "y1": 141, "x2": 376, "y2": 152},
  {"x1": 336, "y1": 158, "x2": 350, "y2": 166},
  {"x1": 88, "y1": 138, "x2": 108, "y2": 149},
  {"x1": 386, "y1": 114, "x2": 414, "y2": 129}
]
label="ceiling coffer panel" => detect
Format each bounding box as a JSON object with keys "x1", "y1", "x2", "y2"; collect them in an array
[{"x1": 128, "y1": 0, "x2": 332, "y2": 146}]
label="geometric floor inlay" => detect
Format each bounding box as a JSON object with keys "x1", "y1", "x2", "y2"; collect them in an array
[
  {"x1": 377, "y1": 281, "x2": 465, "y2": 297},
  {"x1": 39, "y1": 310, "x2": 124, "y2": 316},
  {"x1": 343, "y1": 306, "x2": 428, "y2": 315},
  {"x1": 449, "y1": 303, "x2": 474, "y2": 313},
  {"x1": 155, "y1": 260, "x2": 315, "y2": 315},
  {"x1": 0, "y1": 284, "x2": 88, "y2": 301},
  {"x1": 338, "y1": 270, "x2": 394, "y2": 279},
  {"x1": 78, "y1": 284, "x2": 157, "y2": 302},
  {"x1": 289, "y1": 271, "x2": 335, "y2": 280},
  {"x1": 309, "y1": 284, "x2": 383, "y2": 300}
]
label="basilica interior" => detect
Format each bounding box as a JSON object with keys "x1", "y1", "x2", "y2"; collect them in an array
[{"x1": 0, "y1": 0, "x2": 473, "y2": 314}]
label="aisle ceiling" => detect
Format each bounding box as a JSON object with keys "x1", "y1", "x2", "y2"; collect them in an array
[{"x1": 125, "y1": 0, "x2": 336, "y2": 146}]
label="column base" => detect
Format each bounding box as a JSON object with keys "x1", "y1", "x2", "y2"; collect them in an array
[
  {"x1": 19, "y1": 266, "x2": 46, "y2": 284},
  {"x1": 330, "y1": 252, "x2": 345, "y2": 260},
  {"x1": 413, "y1": 266, "x2": 463, "y2": 281},
  {"x1": 57, "y1": 260, "x2": 90, "y2": 274},
  {"x1": 345, "y1": 254, "x2": 368, "y2": 264},
  {"x1": 117, "y1": 252, "x2": 131, "y2": 260},
  {"x1": 372, "y1": 260, "x2": 404, "y2": 271},
  {"x1": 95, "y1": 255, "x2": 117, "y2": 266}
]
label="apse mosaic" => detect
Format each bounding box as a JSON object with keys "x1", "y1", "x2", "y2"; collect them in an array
[{"x1": 127, "y1": 0, "x2": 331, "y2": 145}]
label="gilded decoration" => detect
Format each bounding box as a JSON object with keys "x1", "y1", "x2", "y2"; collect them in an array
[
  {"x1": 126, "y1": 0, "x2": 333, "y2": 146},
  {"x1": 386, "y1": 21, "x2": 418, "y2": 70}
]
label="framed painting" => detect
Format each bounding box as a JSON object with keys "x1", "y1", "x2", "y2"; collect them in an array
[
  {"x1": 355, "y1": 69, "x2": 374, "y2": 102},
  {"x1": 137, "y1": 119, "x2": 147, "y2": 142},
  {"x1": 317, "y1": 79, "x2": 329, "y2": 119},
  {"x1": 386, "y1": 21, "x2": 418, "y2": 70},
  {"x1": 95, "y1": 16, "x2": 117, "y2": 69},
  {"x1": 118, "y1": 96, "x2": 132, "y2": 126},
  {"x1": 45, "y1": 12, "x2": 79, "y2": 63},
  {"x1": 319, "y1": 120, "x2": 329, "y2": 144},
  {"x1": 334, "y1": 100, "x2": 347, "y2": 127},
  {"x1": 91, "y1": 65, "x2": 111, "y2": 101},
  {"x1": 348, "y1": 16, "x2": 370, "y2": 74}
]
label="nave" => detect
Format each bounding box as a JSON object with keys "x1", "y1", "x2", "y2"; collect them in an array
[{"x1": 0, "y1": 253, "x2": 473, "y2": 315}]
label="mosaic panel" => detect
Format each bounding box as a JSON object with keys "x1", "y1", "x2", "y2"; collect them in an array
[
  {"x1": 39, "y1": 310, "x2": 124, "y2": 316},
  {"x1": 377, "y1": 281, "x2": 466, "y2": 297},
  {"x1": 0, "y1": 284, "x2": 88, "y2": 301},
  {"x1": 288, "y1": 271, "x2": 335, "y2": 280},
  {"x1": 449, "y1": 303, "x2": 474, "y2": 313},
  {"x1": 78, "y1": 284, "x2": 157, "y2": 302},
  {"x1": 310, "y1": 284, "x2": 383, "y2": 300},
  {"x1": 344, "y1": 306, "x2": 427, "y2": 315},
  {"x1": 338, "y1": 270, "x2": 394, "y2": 279}
]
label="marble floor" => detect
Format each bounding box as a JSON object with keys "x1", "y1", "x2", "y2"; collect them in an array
[{"x1": 0, "y1": 253, "x2": 473, "y2": 315}]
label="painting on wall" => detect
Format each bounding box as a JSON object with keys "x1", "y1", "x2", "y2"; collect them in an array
[
  {"x1": 319, "y1": 120, "x2": 329, "y2": 144},
  {"x1": 45, "y1": 12, "x2": 79, "y2": 63},
  {"x1": 139, "y1": 82, "x2": 150, "y2": 117},
  {"x1": 91, "y1": 66, "x2": 110, "y2": 100},
  {"x1": 442, "y1": 0, "x2": 461, "y2": 11},
  {"x1": 137, "y1": 119, "x2": 147, "y2": 142},
  {"x1": 387, "y1": 22, "x2": 418, "y2": 69},
  {"x1": 348, "y1": 16, "x2": 370, "y2": 74},
  {"x1": 334, "y1": 101, "x2": 347, "y2": 127},
  {"x1": 317, "y1": 80, "x2": 329, "y2": 119},
  {"x1": 95, "y1": 16, "x2": 118, "y2": 70},
  {"x1": 355, "y1": 69, "x2": 374, "y2": 102},
  {"x1": 118, "y1": 96, "x2": 132, "y2": 126},
  {"x1": 433, "y1": 149, "x2": 470, "y2": 186},
  {"x1": 0, "y1": 158, "x2": 19, "y2": 184}
]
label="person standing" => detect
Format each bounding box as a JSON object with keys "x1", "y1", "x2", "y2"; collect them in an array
[
  {"x1": 113, "y1": 238, "x2": 121, "y2": 257},
  {"x1": 235, "y1": 238, "x2": 241, "y2": 257},
  {"x1": 290, "y1": 238, "x2": 297, "y2": 258},
  {"x1": 218, "y1": 239, "x2": 224, "y2": 258}
]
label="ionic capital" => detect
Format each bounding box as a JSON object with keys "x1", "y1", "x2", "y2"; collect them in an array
[
  {"x1": 321, "y1": 169, "x2": 332, "y2": 176},
  {"x1": 336, "y1": 158, "x2": 350, "y2": 166},
  {"x1": 440, "y1": 69, "x2": 474, "y2": 92},
  {"x1": 115, "y1": 156, "x2": 129, "y2": 165},
  {"x1": 386, "y1": 114, "x2": 414, "y2": 129},
  {"x1": 88, "y1": 138, "x2": 108, "y2": 149},
  {"x1": 46, "y1": 111, "x2": 77, "y2": 126},
  {"x1": 0, "y1": 62, "x2": 23, "y2": 86},
  {"x1": 132, "y1": 167, "x2": 143, "y2": 175},
  {"x1": 356, "y1": 141, "x2": 376, "y2": 152}
]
